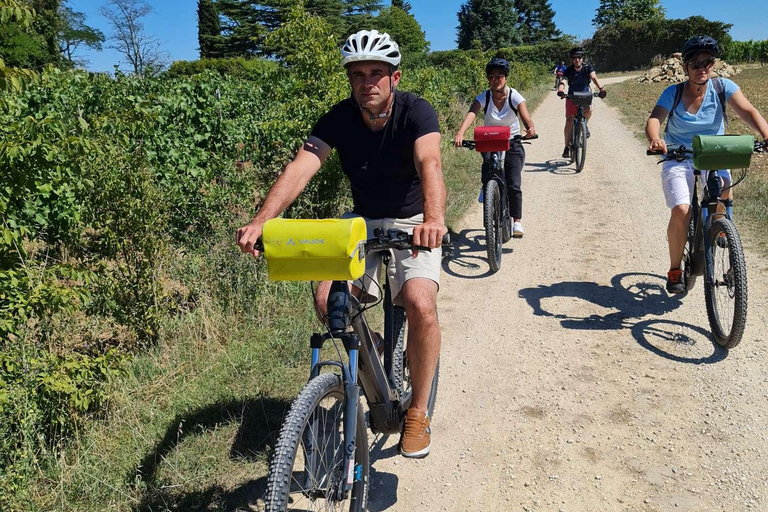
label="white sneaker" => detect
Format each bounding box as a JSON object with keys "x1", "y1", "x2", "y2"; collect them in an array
[{"x1": 513, "y1": 221, "x2": 524, "y2": 238}]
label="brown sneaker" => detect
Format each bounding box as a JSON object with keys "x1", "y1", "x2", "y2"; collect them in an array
[{"x1": 400, "y1": 408, "x2": 431, "y2": 458}]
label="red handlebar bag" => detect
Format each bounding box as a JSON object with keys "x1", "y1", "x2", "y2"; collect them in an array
[{"x1": 474, "y1": 126, "x2": 510, "y2": 152}]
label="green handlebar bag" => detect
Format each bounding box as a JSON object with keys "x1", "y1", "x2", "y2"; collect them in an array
[{"x1": 693, "y1": 134, "x2": 754, "y2": 170}]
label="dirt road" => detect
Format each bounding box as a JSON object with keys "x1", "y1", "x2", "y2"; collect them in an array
[{"x1": 366, "y1": 77, "x2": 768, "y2": 511}]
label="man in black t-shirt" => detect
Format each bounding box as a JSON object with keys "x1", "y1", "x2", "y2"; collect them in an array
[
  {"x1": 556, "y1": 47, "x2": 607, "y2": 158},
  {"x1": 236, "y1": 30, "x2": 447, "y2": 459}
]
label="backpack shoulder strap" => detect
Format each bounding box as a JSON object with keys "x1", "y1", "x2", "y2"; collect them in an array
[
  {"x1": 483, "y1": 89, "x2": 490, "y2": 116},
  {"x1": 507, "y1": 88, "x2": 529, "y2": 131},
  {"x1": 665, "y1": 82, "x2": 685, "y2": 134},
  {"x1": 712, "y1": 77, "x2": 728, "y2": 127}
]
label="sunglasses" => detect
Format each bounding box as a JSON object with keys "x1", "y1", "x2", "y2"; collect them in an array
[
  {"x1": 689, "y1": 58, "x2": 715, "y2": 70},
  {"x1": 487, "y1": 74, "x2": 506, "y2": 80}
]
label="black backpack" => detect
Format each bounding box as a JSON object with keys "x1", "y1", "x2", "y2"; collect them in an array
[
  {"x1": 665, "y1": 78, "x2": 728, "y2": 134},
  {"x1": 483, "y1": 89, "x2": 530, "y2": 131}
]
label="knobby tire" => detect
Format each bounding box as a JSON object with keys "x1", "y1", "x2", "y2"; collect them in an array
[
  {"x1": 265, "y1": 373, "x2": 369, "y2": 512},
  {"x1": 484, "y1": 179, "x2": 503, "y2": 273},
  {"x1": 575, "y1": 119, "x2": 587, "y2": 173},
  {"x1": 704, "y1": 218, "x2": 748, "y2": 349}
]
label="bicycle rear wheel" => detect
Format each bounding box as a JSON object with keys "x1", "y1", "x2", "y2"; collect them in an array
[
  {"x1": 265, "y1": 373, "x2": 369, "y2": 512},
  {"x1": 575, "y1": 119, "x2": 587, "y2": 173},
  {"x1": 704, "y1": 218, "x2": 748, "y2": 349},
  {"x1": 483, "y1": 179, "x2": 503, "y2": 273}
]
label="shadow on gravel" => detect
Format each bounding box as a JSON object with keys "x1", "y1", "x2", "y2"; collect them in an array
[
  {"x1": 524, "y1": 159, "x2": 575, "y2": 175},
  {"x1": 519, "y1": 272, "x2": 728, "y2": 364},
  {"x1": 366, "y1": 433, "x2": 401, "y2": 511},
  {"x1": 631, "y1": 318, "x2": 727, "y2": 364},
  {"x1": 519, "y1": 272, "x2": 683, "y2": 330},
  {"x1": 441, "y1": 228, "x2": 513, "y2": 279},
  {"x1": 131, "y1": 396, "x2": 291, "y2": 512}
]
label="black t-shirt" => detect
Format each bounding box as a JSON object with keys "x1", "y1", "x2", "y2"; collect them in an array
[
  {"x1": 563, "y1": 64, "x2": 595, "y2": 95},
  {"x1": 310, "y1": 90, "x2": 440, "y2": 219}
]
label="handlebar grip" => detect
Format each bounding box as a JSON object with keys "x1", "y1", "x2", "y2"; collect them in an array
[
  {"x1": 442, "y1": 233, "x2": 451, "y2": 245},
  {"x1": 254, "y1": 237, "x2": 265, "y2": 252},
  {"x1": 647, "y1": 150, "x2": 663, "y2": 155},
  {"x1": 525, "y1": 134, "x2": 539, "y2": 140}
]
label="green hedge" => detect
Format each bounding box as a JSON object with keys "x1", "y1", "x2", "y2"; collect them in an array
[
  {"x1": 722, "y1": 39, "x2": 768, "y2": 63},
  {"x1": 426, "y1": 41, "x2": 573, "y2": 70},
  {"x1": 165, "y1": 57, "x2": 280, "y2": 78},
  {"x1": 585, "y1": 16, "x2": 733, "y2": 71}
]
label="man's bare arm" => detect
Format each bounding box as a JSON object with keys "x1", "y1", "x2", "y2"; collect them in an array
[{"x1": 412, "y1": 132, "x2": 447, "y2": 249}]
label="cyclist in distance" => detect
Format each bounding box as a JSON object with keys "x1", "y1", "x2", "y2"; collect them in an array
[
  {"x1": 236, "y1": 29, "x2": 447, "y2": 458},
  {"x1": 645, "y1": 35, "x2": 768, "y2": 293},
  {"x1": 453, "y1": 58, "x2": 537, "y2": 237},
  {"x1": 557, "y1": 47, "x2": 607, "y2": 158},
  {"x1": 553, "y1": 61, "x2": 567, "y2": 89}
]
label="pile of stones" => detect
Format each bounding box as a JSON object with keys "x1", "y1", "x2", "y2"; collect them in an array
[{"x1": 637, "y1": 54, "x2": 741, "y2": 83}]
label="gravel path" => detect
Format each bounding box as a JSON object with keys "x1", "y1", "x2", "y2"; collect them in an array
[{"x1": 366, "y1": 77, "x2": 768, "y2": 512}]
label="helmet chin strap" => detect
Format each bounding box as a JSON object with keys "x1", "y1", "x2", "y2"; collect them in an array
[
  {"x1": 353, "y1": 75, "x2": 395, "y2": 122},
  {"x1": 689, "y1": 77, "x2": 708, "y2": 91}
]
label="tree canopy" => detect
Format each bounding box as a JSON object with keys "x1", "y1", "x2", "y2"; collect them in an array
[
  {"x1": 371, "y1": 5, "x2": 429, "y2": 60},
  {"x1": 592, "y1": 0, "x2": 666, "y2": 27},
  {"x1": 514, "y1": 0, "x2": 562, "y2": 44},
  {"x1": 456, "y1": 0, "x2": 522, "y2": 50},
  {"x1": 215, "y1": 0, "x2": 381, "y2": 57}
]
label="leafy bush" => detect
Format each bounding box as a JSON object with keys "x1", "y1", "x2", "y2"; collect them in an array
[
  {"x1": 722, "y1": 39, "x2": 768, "y2": 64},
  {"x1": 493, "y1": 41, "x2": 575, "y2": 66},
  {"x1": 165, "y1": 57, "x2": 280, "y2": 78},
  {"x1": 585, "y1": 16, "x2": 733, "y2": 71}
]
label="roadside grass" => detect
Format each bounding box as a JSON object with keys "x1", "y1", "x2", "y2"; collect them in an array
[
  {"x1": 28, "y1": 81, "x2": 550, "y2": 511},
  {"x1": 606, "y1": 67, "x2": 768, "y2": 253}
]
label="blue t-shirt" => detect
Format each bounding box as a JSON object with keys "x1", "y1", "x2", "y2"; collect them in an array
[{"x1": 656, "y1": 78, "x2": 740, "y2": 148}]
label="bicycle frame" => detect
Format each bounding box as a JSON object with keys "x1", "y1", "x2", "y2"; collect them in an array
[
  {"x1": 485, "y1": 150, "x2": 510, "y2": 225},
  {"x1": 691, "y1": 171, "x2": 735, "y2": 284},
  {"x1": 305, "y1": 253, "x2": 410, "y2": 497}
]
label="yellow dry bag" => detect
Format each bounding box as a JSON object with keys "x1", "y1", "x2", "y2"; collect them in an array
[{"x1": 262, "y1": 218, "x2": 367, "y2": 281}]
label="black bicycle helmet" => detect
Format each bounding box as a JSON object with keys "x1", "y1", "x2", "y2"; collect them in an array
[
  {"x1": 682, "y1": 36, "x2": 719, "y2": 62},
  {"x1": 570, "y1": 47, "x2": 584, "y2": 57},
  {"x1": 485, "y1": 58, "x2": 510, "y2": 76}
]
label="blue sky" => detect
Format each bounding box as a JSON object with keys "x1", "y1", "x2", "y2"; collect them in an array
[{"x1": 71, "y1": 0, "x2": 768, "y2": 73}]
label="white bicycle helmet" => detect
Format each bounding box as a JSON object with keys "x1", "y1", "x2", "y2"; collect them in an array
[{"x1": 341, "y1": 29, "x2": 401, "y2": 68}]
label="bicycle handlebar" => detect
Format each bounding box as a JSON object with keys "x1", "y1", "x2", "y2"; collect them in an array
[
  {"x1": 252, "y1": 229, "x2": 451, "y2": 255},
  {"x1": 460, "y1": 134, "x2": 538, "y2": 150},
  {"x1": 648, "y1": 140, "x2": 768, "y2": 159},
  {"x1": 559, "y1": 92, "x2": 601, "y2": 99},
  {"x1": 364, "y1": 229, "x2": 451, "y2": 254}
]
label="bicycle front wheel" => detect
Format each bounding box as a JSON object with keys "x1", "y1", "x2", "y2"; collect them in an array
[
  {"x1": 483, "y1": 179, "x2": 503, "y2": 273},
  {"x1": 704, "y1": 218, "x2": 748, "y2": 349},
  {"x1": 575, "y1": 119, "x2": 587, "y2": 172},
  {"x1": 265, "y1": 373, "x2": 369, "y2": 512}
]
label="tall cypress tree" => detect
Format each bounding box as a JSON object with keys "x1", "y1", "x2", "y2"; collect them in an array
[
  {"x1": 456, "y1": 0, "x2": 522, "y2": 50},
  {"x1": 197, "y1": 0, "x2": 221, "y2": 58},
  {"x1": 514, "y1": 0, "x2": 562, "y2": 44},
  {"x1": 31, "y1": 0, "x2": 63, "y2": 65}
]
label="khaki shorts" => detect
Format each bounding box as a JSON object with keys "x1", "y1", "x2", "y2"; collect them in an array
[{"x1": 342, "y1": 213, "x2": 442, "y2": 305}]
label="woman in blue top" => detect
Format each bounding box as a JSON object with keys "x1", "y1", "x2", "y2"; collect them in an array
[{"x1": 645, "y1": 36, "x2": 768, "y2": 294}]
